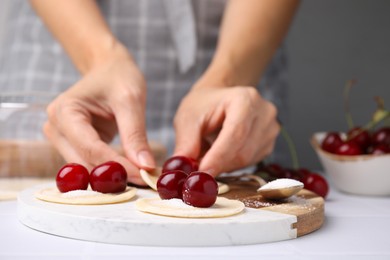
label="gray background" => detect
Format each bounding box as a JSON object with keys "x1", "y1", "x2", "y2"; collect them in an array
[
  {"x1": 286, "y1": 0, "x2": 390, "y2": 170},
  {"x1": 0, "y1": 0, "x2": 389, "y2": 170}
]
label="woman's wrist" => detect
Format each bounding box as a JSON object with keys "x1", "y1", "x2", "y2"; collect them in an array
[
  {"x1": 193, "y1": 58, "x2": 259, "y2": 90},
  {"x1": 81, "y1": 39, "x2": 134, "y2": 74}
]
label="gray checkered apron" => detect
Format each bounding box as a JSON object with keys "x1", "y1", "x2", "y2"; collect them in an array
[{"x1": 0, "y1": 0, "x2": 288, "y2": 160}]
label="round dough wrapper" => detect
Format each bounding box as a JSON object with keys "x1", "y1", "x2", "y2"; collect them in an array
[
  {"x1": 0, "y1": 191, "x2": 18, "y2": 201},
  {"x1": 139, "y1": 168, "x2": 161, "y2": 190},
  {"x1": 136, "y1": 197, "x2": 244, "y2": 218},
  {"x1": 0, "y1": 178, "x2": 51, "y2": 201},
  {"x1": 35, "y1": 187, "x2": 137, "y2": 205},
  {"x1": 217, "y1": 182, "x2": 230, "y2": 194}
]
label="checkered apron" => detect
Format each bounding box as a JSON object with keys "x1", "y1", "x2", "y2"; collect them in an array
[{"x1": 0, "y1": 0, "x2": 288, "y2": 159}]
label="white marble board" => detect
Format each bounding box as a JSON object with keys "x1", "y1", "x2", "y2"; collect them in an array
[{"x1": 17, "y1": 184, "x2": 298, "y2": 247}]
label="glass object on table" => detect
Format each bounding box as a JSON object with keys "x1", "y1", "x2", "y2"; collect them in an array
[{"x1": 0, "y1": 92, "x2": 65, "y2": 178}]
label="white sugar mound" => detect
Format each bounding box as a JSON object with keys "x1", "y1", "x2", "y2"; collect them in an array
[
  {"x1": 259, "y1": 178, "x2": 303, "y2": 190},
  {"x1": 62, "y1": 189, "x2": 101, "y2": 198}
]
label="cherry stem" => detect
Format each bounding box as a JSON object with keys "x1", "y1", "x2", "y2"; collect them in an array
[
  {"x1": 365, "y1": 111, "x2": 390, "y2": 130},
  {"x1": 280, "y1": 126, "x2": 300, "y2": 169},
  {"x1": 364, "y1": 96, "x2": 390, "y2": 130},
  {"x1": 346, "y1": 96, "x2": 390, "y2": 140},
  {"x1": 343, "y1": 79, "x2": 356, "y2": 130}
]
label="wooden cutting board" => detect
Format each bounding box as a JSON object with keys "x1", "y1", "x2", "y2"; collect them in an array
[
  {"x1": 17, "y1": 178, "x2": 324, "y2": 246},
  {"x1": 218, "y1": 177, "x2": 324, "y2": 237}
]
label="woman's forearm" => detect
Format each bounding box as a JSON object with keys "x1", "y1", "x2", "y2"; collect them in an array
[
  {"x1": 30, "y1": 0, "x2": 127, "y2": 74},
  {"x1": 197, "y1": 0, "x2": 300, "y2": 88}
]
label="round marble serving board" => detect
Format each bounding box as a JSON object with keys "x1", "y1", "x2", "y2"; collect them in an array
[{"x1": 17, "y1": 179, "x2": 324, "y2": 247}]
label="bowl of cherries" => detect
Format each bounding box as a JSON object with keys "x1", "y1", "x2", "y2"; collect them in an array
[
  {"x1": 311, "y1": 92, "x2": 390, "y2": 196},
  {"x1": 312, "y1": 127, "x2": 390, "y2": 196}
]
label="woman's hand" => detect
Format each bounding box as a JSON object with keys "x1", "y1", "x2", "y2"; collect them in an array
[
  {"x1": 173, "y1": 85, "x2": 280, "y2": 176},
  {"x1": 171, "y1": 0, "x2": 298, "y2": 176},
  {"x1": 30, "y1": 1, "x2": 156, "y2": 184},
  {"x1": 44, "y1": 52, "x2": 155, "y2": 185}
]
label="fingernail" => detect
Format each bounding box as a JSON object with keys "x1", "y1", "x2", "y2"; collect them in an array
[
  {"x1": 203, "y1": 168, "x2": 216, "y2": 176},
  {"x1": 137, "y1": 150, "x2": 156, "y2": 169}
]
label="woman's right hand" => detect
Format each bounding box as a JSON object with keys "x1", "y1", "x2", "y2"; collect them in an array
[{"x1": 44, "y1": 47, "x2": 155, "y2": 185}]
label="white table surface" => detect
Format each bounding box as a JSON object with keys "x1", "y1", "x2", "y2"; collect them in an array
[{"x1": 1, "y1": 185, "x2": 390, "y2": 260}]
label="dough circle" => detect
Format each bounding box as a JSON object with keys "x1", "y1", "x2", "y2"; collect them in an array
[
  {"x1": 139, "y1": 169, "x2": 230, "y2": 194},
  {"x1": 135, "y1": 197, "x2": 244, "y2": 218},
  {"x1": 217, "y1": 182, "x2": 230, "y2": 194},
  {"x1": 0, "y1": 178, "x2": 51, "y2": 201},
  {"x1": 35, "y1": 187, "x2": 137, "y2": 205},
  {"x1": 139, "y1": 168, "x2": 160, "y2": 190}
]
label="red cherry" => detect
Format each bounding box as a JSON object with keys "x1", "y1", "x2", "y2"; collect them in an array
[
  {"x1": 296, "y1": 168, "x2": 311, "y2": 179},
  {"x1": 254, "y1": 163, "x2": 275, "y2": 182},
  {"x1": 321, "y1": 132, "x2": 343, "y2": 153},
  {"x1": 286, "y1": 168, "x2": 313, "y2": 181},
  {"x1": 372, "y1": 127, "x2": 390, "y2": 146},
  {"x1": 278, "y1": 168, "x2": 301, "y2": 180},
  {"x1": 162, "y1": 156, "x2": 199, "y2": 174},
  {"x1": 302, "y1": 173, "x2": 329, "y2": 198},
  {"x1": 182, "y1": 171, "x2": 218, "y2": 208},
  {"x1": 367, "y1": 144, "x2": 390, "y2": 155},
  {"x1": 347, "y1": 127, "x2": 371, "y2": 150},
  {"x1": 157, "y1": 170, "x2": 187, "y2": 200},
  {"x1": 263, "y1": 163, "x2": 284, "y2": 178},
  {"x1": 90, "y1": 161, "x2": 127, "y2": 193},
  {"x1": 335, "y1": 141, "x2": 363, "y2": 155},
  {"x1": 56, "y1": 163, "x2": 89, "y2": 193}
]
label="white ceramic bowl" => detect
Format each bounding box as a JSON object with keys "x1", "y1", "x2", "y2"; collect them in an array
[{"x1": 311, "y1": 132, "x2": 390, "y2": 196}]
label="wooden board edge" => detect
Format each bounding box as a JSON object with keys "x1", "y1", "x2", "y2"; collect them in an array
[{"x1": 261, "y1": 190, "x2": 325, "y2": 237}]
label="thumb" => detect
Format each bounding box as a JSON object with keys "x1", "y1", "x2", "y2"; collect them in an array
[{"x1": 114, "y1": 102, "x2": 156, "y2": 170}]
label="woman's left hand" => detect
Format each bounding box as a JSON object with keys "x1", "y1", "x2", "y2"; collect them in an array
[{"x1": 173, "y1": 85, "x2": 280, "y2": 176}]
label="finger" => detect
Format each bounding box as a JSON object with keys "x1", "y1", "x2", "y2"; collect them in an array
[
  {"x1": 45, "y1": 121, "x2": 146, "y2": 185},
  {"x1": 43, "y1": 121, "x2": 92, "y2": 168},
  {"x1": 173, "y1": 110, "x2": 203, "y2": 160},
  {"x1": 57, "y1": 106, "x2": 114, "y2": 164},
  {"x1": 51, "y1": 107, "x2": 146, "y2": 185},
  {"x1": 249, "y1": 118, "x2": 280, "y2": 163},
  {"x1": 199, "y1": 112, "x2": 255, "y2": 176},
  {"x1": 113, "y1": 99, "x2": 156, "y2": 170},
  {"x1": 200, "y1": 100, "x2": 280, "y2": 176},
  {"x1": 244, "y1": 101, "x2": 280, "y2": 163}
]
